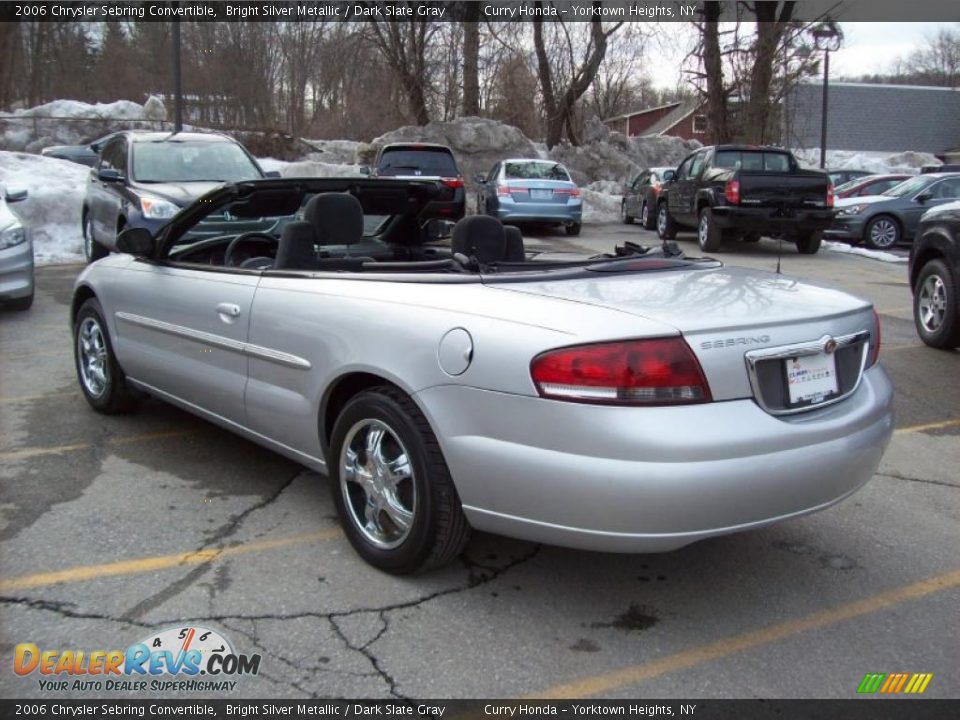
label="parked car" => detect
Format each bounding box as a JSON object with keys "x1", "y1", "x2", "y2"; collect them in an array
[
  {"x1": 368, "y1": 143, "x2": 465, "y2": 220},
  {"x1": 71, "y1": 177, "x2": 892, "y2": 573},
  {"x1": 622, "y1": 166, "x2": 675, "y2": 229},
  {"x1": 657, "y1": 145, "x2": 834, "y2": 254},
  {"x1": 834, "y1": 174, "x2": 912, "y2": 200},
  {"x1": 475, "y1": 159, "x2": 582, "y2": 235},
  {"x1": 921, "y1": 164, "x2": 960, "y2": 174},
  {"x1": 827, "y1": 173, "x2": 960, "y2": 250},
  {"x1": 81, "y1": 131, "x2": 275, "y2": 263},
  {"x1": 828, "y1": 169, "x2": 873, "y2": 187},
  {"x1": 0, "y1": 185, "x2": 33, "y2": 311},
  {"x1": 41, "y1": 133, "x2": 116, "y2": 167},
  {"x1": 909, "y1": 200, "x2": 960, "y2": 348}
]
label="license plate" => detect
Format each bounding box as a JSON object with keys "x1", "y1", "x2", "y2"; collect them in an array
[
  {"x1": 530, "y1": 189, "x2": 553, "y2": 200},
  {"x1": 785, "y1": 352, "x2": 838, "y2": 405}
]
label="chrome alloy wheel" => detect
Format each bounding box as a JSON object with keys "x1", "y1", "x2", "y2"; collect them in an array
[
  {"x1": 917, "y1": 273, "x2": 947, "y2": 333},
  {"x1": 77, "y1": 317, "x2": 108, "y2": 398},
  {"x1": 698, "y1": 212, "x2": 709, "y2": 246},
  {"x1": 868, "y1": 218, "x2": 898, "y2": 248},
  {"x1": 640, "y1": 202, "x2": 649, "y2": 226},
  {"x1": 339, "y1": 419, "x2": 416, "y2": 549},
  {"x1": 657, "y1": 205, "x2": 668, "y2": 235}
]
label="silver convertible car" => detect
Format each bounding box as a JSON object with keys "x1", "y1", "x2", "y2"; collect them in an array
[{"x1": 71, "y1": 178, "x2": 894, "y2": 574}]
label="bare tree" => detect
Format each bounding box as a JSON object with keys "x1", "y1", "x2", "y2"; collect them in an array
[{"x1": 462, "y1": 6, "x2": 481, "y2": 115}]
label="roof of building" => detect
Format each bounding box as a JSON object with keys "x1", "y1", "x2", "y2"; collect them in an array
[
  {"x1": 640, "y1": 99, "x2": 703, "y2": 136},
  {"x1": 605, "y1": 101, "x2": 683, "y2": 123}
]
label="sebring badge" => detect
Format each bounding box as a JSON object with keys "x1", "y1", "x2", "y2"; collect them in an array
[{"x1": 700, "y1": 335, "x2": 771, "y2": 350}]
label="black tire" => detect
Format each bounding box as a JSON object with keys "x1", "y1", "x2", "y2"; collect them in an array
[
  {"x1": 329, "y1": 385, "x2": 470, "y2": 574},
  {"x1": 742, "y1": 232, "x2": 762, "y2": 243},
  {"x1": 73, "y1": 298, "x2": 138, "y2": 413},
  {"x1": 863, "y1": 215, "x2": 901, "y2": 250},
  {"x1": 640, "y1": 199, "x2": 656, "y2": 230},
  {"x1": 913, "y1": 259, "x2": 960, "y2": 349},
  {"x1": 795, "y1": 231, "x2": 823, "y2": 255},
  {"x1": 6, "y1": 290, "x2": 33, "y2": 311},
  {"x1": 656, "y1": 202, "x2": 677, "y2": 240},
  {"x1": 620, "y1": 201, "x2": 634, "y2": 225},
  {"x1": 566, "y1": 222, "x2": 582, "y2": 236},
  {"x1": 83, "y1": 213, "x2": 108, "y2": 263},
  {"x1": 697, "y1": 207, "x2": 723, "y2": 252}
]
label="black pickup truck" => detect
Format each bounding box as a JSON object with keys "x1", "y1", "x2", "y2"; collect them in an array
[{"x1": 656, "y1": 145, "x2": 835, "y2": 254}]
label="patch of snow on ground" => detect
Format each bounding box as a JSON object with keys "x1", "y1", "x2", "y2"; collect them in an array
[
  {"x1": 822, "y1": 240, "x2": 907, "y2": 264},
  {"x1": 0, "y1": 151, "x2": 87, "y2": 264}
]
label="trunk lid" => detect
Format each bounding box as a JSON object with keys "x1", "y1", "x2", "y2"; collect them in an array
[{"x1": 737, "y1": 171, "x2": 831, "y2": 207}]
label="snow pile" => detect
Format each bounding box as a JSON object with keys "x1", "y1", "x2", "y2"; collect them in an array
[
  {"x1": 1, "y1": 96, "x2": 167, "y2": 153},
  {"x1": 581, "y1": 189, "x2": 622, "y2": 224},
  {"x1": 822, "y1": 240, "x2": 907, "y2": 264},
  {"x1": 0, "y1": 151, "x2": 87, "y2": 264},
  {"x1": 794, "y1": 149, "x2": 936, "y2": 175},
  {"x1": 300, "y1": 139, "x2": 364, "y2": 165},
  {"x1": 257, "y1": 157, "x2": 365, "y2": 178}
]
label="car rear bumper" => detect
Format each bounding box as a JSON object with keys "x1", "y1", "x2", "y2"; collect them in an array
[
  {"x1": 494, "y1": 199, "x2": 582, "y2": 224},
  {"x1": 711, "y1": 206, "x2": 835, "y2": 234},
  {"x1": 417, "y1": 366, "x2": 893, "y2": 553},
  {"x1": 0, "y1": 238, "x2": 34, "y2": 300}
]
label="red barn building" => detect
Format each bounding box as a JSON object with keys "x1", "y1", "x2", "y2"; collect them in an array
[{"x1": 605, "y1": 99, "x2": 707, "y2": 140}]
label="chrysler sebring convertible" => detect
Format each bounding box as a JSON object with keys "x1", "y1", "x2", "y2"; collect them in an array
[{"x1": 71, "y1": 178, "x2": 894, "y2": 574}]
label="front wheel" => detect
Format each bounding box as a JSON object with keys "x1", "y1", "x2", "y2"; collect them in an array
[
  {"x1": 864, "y1": 215, "x2": 900, "y2": 250},
  {"x1": 566, "y1": 222, "x2": 582, "y2": 236},
  {"x1": 914, "y1": 259, "x2": 960, "y2": 349},
  {"x1": 83, "y1": 214, "x2": 108, "y2": 263},
  {"x1": 697, "y1": 207, "x2": 723, "y2": 252},
  {"x1": 329, "y1": 386, "x2": 470, "y2": 574},
  {"x1": 656, "y1": 202, "x2": 677, "y2": 240},
  {"x1": 795, "y1": 231, "x2": 822, "y2": 255},
  {"x1": 73, "y1": 298, "x2": 138, "y2": 413}
]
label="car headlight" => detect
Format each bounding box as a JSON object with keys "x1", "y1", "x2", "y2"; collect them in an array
[
  {"x1": 837, "y1": 204, "x2": 870, "y2": 216},
  {"x1": 0, "y1": 224, "x2": 26, "y2": 250},
  {"x1": 139, "y1": 197, "x2": 180, "y2": 220}
]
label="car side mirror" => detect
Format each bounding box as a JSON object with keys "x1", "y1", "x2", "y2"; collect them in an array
[
  {"x1": 4, "y1": 187, "x2": 28, "y2": 203},
  {"x1": 425, "y1": 218, "x2": 455, "y2": 241},
  {"x1": 116, "y1": 227, "x2": 154, "y2": 256},
  {"x1": 915, "y1": 192, "x2": 933, "y2": 203},
  {"x1": 359, "y1": 166, "x2": 370, "y2": 176},
  {"x1": 263, "y1": 170, "x2": 281, "y2": 179},
  {"x1": 663, "y1": 170, "x2": 676, "y2": 182},
  {"x1": 98, "y1": 168, "x2": 122, "y2": 182},
  {"x1": 473, "y1": 174, "x2": 487, "y2": 184}
]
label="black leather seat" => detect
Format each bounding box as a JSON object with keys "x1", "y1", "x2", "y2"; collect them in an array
[
  {"x1": 503, "y1": 225, "x2": 526, "y2": 262},
  {"x1": 273, "y1": 192, "x2": 366, "y2": 271},
  {"x1": 273, "y1": 221, "x2": 318, "y2": 270},
  {"x1": 451, "y1": 215, "x2": 507, "y2": 266}
]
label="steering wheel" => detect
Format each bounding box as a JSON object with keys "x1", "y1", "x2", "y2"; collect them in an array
[{"x1": 223, "y1": 232, "x2": 278, "y2": 267}]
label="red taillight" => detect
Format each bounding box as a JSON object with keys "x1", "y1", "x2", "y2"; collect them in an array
[
  {"x1": 724, "y1": 180, "x2": 740, "y2": 205},
  {"x1": 553, "y1": 187, "x2": 581, "y2": 197},
  {"x1": 530, "y1": 338, "x2": 712, "y2": 405},
  {"x1": 652, "y1": 182, "x2": 661, "y2": 194},
  {"x1": 496, "y1": 185, "x2": 512, "y2": 197},
  {"x1": 867, "y1": 309, "x2": 881, "y2": 367},
  {"x1": 826, "y1": 184, "x2": 835, "y2": 208},
  {"x1": 441, "y1": 177, "x2": 464, "y2": 189}
]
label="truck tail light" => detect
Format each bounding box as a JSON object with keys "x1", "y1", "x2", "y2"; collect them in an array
[
  {"x1": 441, "y1": 177, "x2": 464, "y2": 189},
  {"x1": 826, "y1": 184, "x2": 835, "y2": 208},
  {"x1": 530, "y1": 338, "x2": 712, "y2": 405},
  {"x1": 867, "y1": 308, "x2": 881, "y2": 367},
  {"x1": 724, "y1": 180, "x2": 740, "y2": 205}
]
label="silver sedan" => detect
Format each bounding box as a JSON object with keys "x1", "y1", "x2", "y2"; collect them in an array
[
  {"x1": 71, "y1": 178, "x2": 894, "y2": 573},
  {"x1": 0, "y1": 185, "x2": 33, "y2": 311}
]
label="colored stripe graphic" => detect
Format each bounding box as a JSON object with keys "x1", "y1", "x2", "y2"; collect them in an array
[
  {"x1": 858, "y1": 672, "x2": 932, "y2": 694},
  {"x1": 857, "y1": 673, "x2": 885, "y2": 693}
]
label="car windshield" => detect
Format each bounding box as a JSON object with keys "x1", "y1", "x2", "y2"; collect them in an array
[
  {"x1": 504, "y1": 162, "x2": 571, "y2": 181},
  {"x1": 132, "y1": 141, "x2": 262, "y2": 183},
  {"x1": 713, "y1": 151, "x2": 792, "y2": 172},
  {"x1": 377, "y1": 148, "x2": 458, "y2": 176},
  {"x1": 834, "y1": 179, "x2": 860, "y2": 193},
  {"x1": 882, "y1": 176, "x2": 932, "y2": 198}
]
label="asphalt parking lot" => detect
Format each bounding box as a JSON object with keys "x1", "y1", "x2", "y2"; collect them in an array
[{"x1": 1, "y1": 224, "x2": 958, "y2": 700}]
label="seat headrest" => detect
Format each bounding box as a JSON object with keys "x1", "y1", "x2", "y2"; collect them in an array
[
  {"x1": 303, "y1": 192, "x2": 364, "y2": 246},
  {"x1": 502, "y1": 225, "x2": 525, "y2": 262},
  {"x1": 451, "y1": 215, "x2": 506, "y2": 266}
]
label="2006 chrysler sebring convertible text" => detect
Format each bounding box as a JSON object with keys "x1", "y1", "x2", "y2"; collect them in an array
[{"x1": 71, "y1": 178, "x2": 894, "y2": 574}]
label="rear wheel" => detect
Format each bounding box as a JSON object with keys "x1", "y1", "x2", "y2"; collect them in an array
[
  {"x1": 864, "y1": 215, "x2": 900, "y2": 250},
  {"x1": 795, "y1": 231, "x2": 822, "y2": 255},
  {"x1": 73, "y1": 298, "x2": 138, "y2": 413},
  {"x1": 620, "y1": 201, "x2": 634, "y2": 225},
  {"x1": 566, "y1": 222, "x2": 582, "y2": 236},
  {"x1": 697, "y1": 207, "x2": 723, "y2": 252},
  {"x1": 656, "y1": 202, "x2": 677, "y2": 240},
  {"x1": 913, "y1": 259, "x2": 960, "y2": 349},
  {"x1": 83, "y1": 214, "x2": 108, "y2": 263},
  {"x1": 640, "y1": 200, "x2": 655, "y2": 230},
  {"x1": 329, "y1": 386, "x2": 470, "y2": 574}
]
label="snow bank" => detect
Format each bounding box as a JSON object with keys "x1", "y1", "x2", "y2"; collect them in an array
[
  {"x1": 822, "y1": 240, "x2": 907, "y2": 264},
  {"x1": 794, "y1": 149, "x2": 936, "y2": 175},
  {"x1": 581, "y1": 189, "x2": 622, "y2": 224},
  {"x1": 0, "y1": 151, "x2": 87, "y2": 264},
  {"x1": 258, "y1": 157, "x2": 365, "y2": 178}
]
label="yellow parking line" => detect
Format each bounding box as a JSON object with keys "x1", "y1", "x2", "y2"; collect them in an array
[
  {"x1": 894, "y1": 418, "x2": 960, "y2": 435},
  {"x1": 0, "y1": 529, "x2": 342, "y2": 593},
  {"x1": 0, "y1": 429, "x2": 191, "y2": 462},
  {"x1": 528, "y1": 568, "x2": 960, "y2": 699}
]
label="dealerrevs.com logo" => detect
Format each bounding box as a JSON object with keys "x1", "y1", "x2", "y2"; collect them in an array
[{"x1": 14, "y1": 626, "x2": 260, "y2": 693}]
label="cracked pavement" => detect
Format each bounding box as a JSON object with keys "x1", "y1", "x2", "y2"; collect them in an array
[{"x1": 1, "y1": 228, "x2": 958, "y2": 699}]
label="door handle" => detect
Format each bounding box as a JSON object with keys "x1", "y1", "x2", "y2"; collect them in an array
[{"x1": 216, "y1": 303, "x2": 241, "y2": 319}]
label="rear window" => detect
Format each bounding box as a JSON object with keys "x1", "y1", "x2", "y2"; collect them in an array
[
  {"x1": 376, "y1": 148, "x2": 458, "y2": 177},
  {"x1": 504, "y1": 162, "x2": 571, "y2": 181},
  {"x1": 713, "y1": 151, "x2": 792, "y2": 173}
]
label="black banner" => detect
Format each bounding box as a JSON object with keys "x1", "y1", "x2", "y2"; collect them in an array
[
  {"x1": 0, "y1": 0, "x2": 958, "y2": 23},
  {"x1": 1, "y1": 700, "x2": 959, "y2": 720}
]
